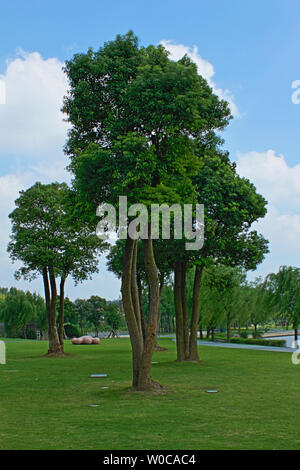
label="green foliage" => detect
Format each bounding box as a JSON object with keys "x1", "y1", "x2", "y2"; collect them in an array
[
  {"x1": 63, "y1": 31, "x2": 232, "y2": 226},
  {"x1": 231, "y1": 337, "x2": 286, "y2": 347},
  {"x1": 0, "y1": 287, "x2": 46, "y2": 338},
  {"x1": 103, "y1": 302, "x2": 125, "y2": 332},
  {"x1": 264, "y1": 266, "x2": 300, "y2": 330},
  {"x1": 8, "y1": 182, "x2": 106, "y2": 283},
  {"x1": 240, "y1": 330, "x2": 249, "y2": 339},
  {"x1": 64, "y1": 323, "x2": 81, "y2": 339}
]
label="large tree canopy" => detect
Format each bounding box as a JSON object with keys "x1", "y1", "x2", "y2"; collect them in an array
[
  {"x1": 8, "y1": 182, "x2": 106, "y2": 354},
  {"x1": 62, "y1": 31, "x2": 232, "y2": 390}
]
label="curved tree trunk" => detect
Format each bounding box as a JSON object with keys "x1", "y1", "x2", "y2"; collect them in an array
[
  {"x1": 154, "y1": 273, "x2": 168, "y2": 352},
  {"x1": 294, "y1": 327, "x2": 298, "y2": 346},
  {"x1": 59, "y1": 276, "x2": 66, "y2": 351},
  {"x1": 137, "y1": 274, "x2": 146, "y2": 343},
  {"x1": 121, "y1": 231, "x2": 162, "y2": 391},
  {"x1": 174, "y1": 262, "x2": 185, "y2": 361},
  {"x1": 137, "y1": 234, "x2": 161, "y2": 390},
  {"x1": 211, "y1": 326, "x2": 215, "y2": 342},
  {"x1": 188, "y1": 264, "x2": 204, "y2": 361},
  {"x1": 43, "y1": 266, "x2": 63, "y2": 355},
  {"x1": 181, "y1": 263, "x2": 190, "y2": 359},
  {"x1": 226, "y1": 312, "x2": 231, "y2": 343},
  {"x1": 121, "y1": 238, "x2": 144, "y2": 388}
]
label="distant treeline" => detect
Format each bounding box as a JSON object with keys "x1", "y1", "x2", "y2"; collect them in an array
[{"x1": 0, "y1": 287, "x2": 126, "y2": 339}]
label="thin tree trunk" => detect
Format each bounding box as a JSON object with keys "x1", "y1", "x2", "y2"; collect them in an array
[
  {"x1": 211, "y1": 326, "x2": 215, "y2": 342},
  {"x1": 226, "y1": 312, "x2": 231, "y2": 343},
  {"x1": 137, "y1": 234, "x2": 161, "y2": 390},
  {"x1": 42, "y1": 267, "x2": 51, "y2": 334},
  {"x1": 181, "y1": 263, "x2": 190, "y2": 360},
  {"x1": 137, "y1": 274, "x2": 146, "y2": 343},
  {"x1": 154, "y1": 273, "x2": 168, "y2": 351},
  {"x1": 131, "y1": 241, "x2": 143, "y2": 341},
  {"x1": 59, "y1": 276, "x2": 66, "y2": 351},
  {"x1": 174, "y1": 262, "x2": 185, "y2": 362},
  {"x1": 294, "y1": 327, "x2": 298, "y2": 346},
  {"x1": 189, "y1": 264, "x2": 204, "y2": 361},
  {"x1": 47, "y1": 266, "x2": 63, "y2": 355},
  {"x1": 199, "y1": 325, "x2": 203, "y2": 340},
  {"x1": 121, "y1": 237, "x2": 143, "y2": 388}
]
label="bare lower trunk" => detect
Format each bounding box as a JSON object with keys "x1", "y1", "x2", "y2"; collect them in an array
[
  {"x1": 181, "y1": 263, "x2": 190, "y2": 359},
  {"x1": 188, "y1": 265, "x2": 204, "y2": 361},
  {"x1": 174, "y1": 262, "x2": 185, "y2": 362},
  {"x1": 154, "y1": 274, "x2": 168, "y2": 352},
  {"x1": 121, "y1": 238, "x2": 144, "y2": 388},
  {"x1": 137, "y1": 235, "x2": 161, "y2": 390},
  {"x1": 43, "y1": 266, "x2": 63, "y2": 355},
  {"x1": 59, "y1": 276, "x2": 66, "y2": 351},
  {"x1": 211, "y1": 326, "x2": 215, "y2": 342},
  {"x1": 294, "y1": 328, "x2": 298, "y2": 345},
  {"x1": 199, "y1": 325, "x2": 203, "y2": 340},
  {"x1": 226, "y1": 312, "x2": 231, "y2": 343},
  {"x1": 137, "y1": 275, "x2": 146, "y2": 343}
]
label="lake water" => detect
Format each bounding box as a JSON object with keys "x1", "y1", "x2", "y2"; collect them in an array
[{"x1": 266, "y1": 335, "x2": 299, "y2": 348}]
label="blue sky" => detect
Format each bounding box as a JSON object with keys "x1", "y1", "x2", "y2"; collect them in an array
[{"x1": 0, "y1": 0, "x2": 300, "y2": 299}]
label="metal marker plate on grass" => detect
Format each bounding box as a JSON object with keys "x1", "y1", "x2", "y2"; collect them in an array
[
  {"x1": 90, "y1": 374, "x2": 107, "y2": 378},
  {"x1": 206, "y1": 390, "x2": 218, "y2": 393}
]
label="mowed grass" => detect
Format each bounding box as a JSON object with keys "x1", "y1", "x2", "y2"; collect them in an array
[{"x1": 0, "y1": 338, "x2": 300, "y2": 450}]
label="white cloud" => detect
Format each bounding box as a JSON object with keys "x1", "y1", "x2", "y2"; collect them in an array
[
  {"x1": 0, "y1": 50, "x2": 68, "y2": 161},
  {"x1": 160, "y1": 40, "x2": 239, "y2": 117},
  {"x1": 0, "y1": 50, "x2": 74, "y2": 296},
  {"x1": 237, "y1": 150, "x2": 300, "y2": 212},
  {"x1": 236, "y1": 150, "x2": 300, "y2": 278}
]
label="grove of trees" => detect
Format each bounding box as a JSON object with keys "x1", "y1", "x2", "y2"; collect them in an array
[{"x1": 4, "y1": 31, "x2": 300, "y2": 392}]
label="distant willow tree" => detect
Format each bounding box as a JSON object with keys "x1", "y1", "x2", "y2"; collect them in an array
[
  {"x1": 264, "y1": 266, "x2": 300, "y2": 343},
  {"x1": 0, "y1": 288, "x2": 35, "y2": 338},
  {"x1": 8, "y1": 182, "x2": 106, "y2": 355}
]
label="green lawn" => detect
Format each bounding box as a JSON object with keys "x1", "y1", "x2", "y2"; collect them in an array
[{"x1": 0, "y1": 337, "x2": 299, "y2": 450}]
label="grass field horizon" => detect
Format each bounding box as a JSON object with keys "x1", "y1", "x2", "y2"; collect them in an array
[{"x1": 0, "y1": 338, "x2": 299, "y2": 450}]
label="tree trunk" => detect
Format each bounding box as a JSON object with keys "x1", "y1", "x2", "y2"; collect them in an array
[
  {"x1": 188, "y1": 264, "x2": 204, "y2": 361},
  {"x1": 58, "y1": 276, "x2": 66, "y2": 351},
  {"x1": 294, "y1": 328, "x2": 298, "y2": 346},
  {"x1": 137, "y1": 274, "x2": 146, "y2": 343},
  {"x1": 154, "y1": 273, "x2": 168, "y2": 352},
  {"x1": 226, "y1": 312, "x2": 231, "y2": 343},
  {"x1": 181, "y1": 263, "x2": 190, "y2": 359},
  {"x1": 43, "y1": 266, "x2": 63, "y2": 355},
  {"x1": 211, "y1": 326, "x2": 215, "y2": 342},
  {"x1": 137, "y1": 234, "x2": 161, "y2": 390},
  {"x1": 121, "y1": 238, "x2": 144, "y2": 388},
  {"x1": 174, "y1": 262, "x2": 185, "y2": 361},
  {"x1": 199, "y1": 325, "x2": 203, "y2": 340}
]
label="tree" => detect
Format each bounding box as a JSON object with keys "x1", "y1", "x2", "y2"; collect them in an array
[
  {"x1": 0, "y1": 288, "x2": 44, "y2": 338},
  {"x1": 62, "y1": 32, "x2": 232, "y2": 389},
  {"x1": 86, "y1": 295, "x2": 106, "y2": 336},
  {"x1": 264, "y1": 266, "x2": 300, "y2": 343},
  {"x1": 73, "y1": 299, "x2": 92, "y2": 336},
  {"x1": 104, "y1": 302, "x2": 125, "y2": 337},
  {"x1": 203, "y1": 265, "x2": 246, "y2": 343},
  {"x1": 154, "y1": 148, "x2": 268, "y2": 360},
  {"x1": 8, "y1": 182, "x2": 105, "y2": 355},
  {"x1": 199, "y1": 270, "x2": 225, "y2": 341}
]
